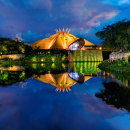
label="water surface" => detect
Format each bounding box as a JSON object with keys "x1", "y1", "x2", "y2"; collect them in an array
[{"x1": 0, "y1": 62, "x2": 130, "y2": 130}]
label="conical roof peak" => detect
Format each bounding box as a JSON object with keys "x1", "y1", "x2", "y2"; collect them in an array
[{"x1": 56, "y1": 28, "x2": 70, "y2": 34}]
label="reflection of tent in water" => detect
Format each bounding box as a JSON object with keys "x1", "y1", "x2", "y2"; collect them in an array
[{"x1": 33, "y1": 72, "x2": 92, "y2": 92}]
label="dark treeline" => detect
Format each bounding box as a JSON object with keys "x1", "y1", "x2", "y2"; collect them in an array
[
  {"x1": 0, "y1": 38, "x2": 32, "y2": 55},
  {"x1": 96, "y1": 19, "x2": 130, "y2": 52},
  {"x1": 0, "y1": 37, "x2": 69, "y2": 56}
]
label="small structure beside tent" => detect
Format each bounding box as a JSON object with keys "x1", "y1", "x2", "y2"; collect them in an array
[{"x1": 109, "y1": 52, "x2": 130, "y2": 60}]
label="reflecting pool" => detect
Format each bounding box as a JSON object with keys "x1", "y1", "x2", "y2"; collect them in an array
[{"x1": 0, "y1": 62, "x2": 130, "y2": 130}]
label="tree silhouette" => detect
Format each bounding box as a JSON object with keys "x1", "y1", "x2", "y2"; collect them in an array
[
  {"x1": 96, "y1": 81, "x2": 130, "y2": 112},
  {"x1": 96, "y1": 19, "x2": 130, "y2": 52}
]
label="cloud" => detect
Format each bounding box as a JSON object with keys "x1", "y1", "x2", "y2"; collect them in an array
[
  {"x1": 86, "y1": 11, "x2": 119, "y2": 27},
  {"x1": 25, "y1": 0, "x2": 52, "y2": 10},
  {"x1": 71, "y1": 28, "x2": 102, "y2": 45},
  {"x1": 11, "y1": 30, "x2": 47, "y2": 44},
  {"x1": 62, "y1": 0, "x2": 88, "y2": 18},
  {"x1": 15, "y1": 33, "x2": 24, "y2": 41},
  {"x1": 0, "y1": 0, "x2": 54, "y2": 38},
  {"x1": 0, "y1": 0, "x2": 128, "y2": 44},
  {"x1": 101, "y1": 0, "x2": 130, "y2": 5},
  {"x1": 119, "y1": 0, "x2": 130, "y2": 5},
  {"x1": 61, "y1": 0, "x2": 120, "y2": 29},
  {"x1": 0, "y1": 0, "x2": 14, "y2": 7}
]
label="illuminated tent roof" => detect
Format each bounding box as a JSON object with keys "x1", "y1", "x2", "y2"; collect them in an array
[{"x1": 31, "y1": 28, "x2": 94, "y2": 50}]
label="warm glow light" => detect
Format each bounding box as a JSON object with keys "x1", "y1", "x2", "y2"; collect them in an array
[{"x1": 99, "y1": 47, "x2": 102, "y2": 50}]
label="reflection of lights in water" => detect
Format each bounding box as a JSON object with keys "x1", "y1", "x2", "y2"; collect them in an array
[
  {"x1": 33, "y1": 73, "x2": 76, "y2": 93},
  {"x1": 69, "y1": 72, "x2": 85, "y2": 84},
  {"x1": 41, "y1": 63, "x2": 45, "y2": 67},
  {"x1": 69, "y1": 72, "x2": 80, "y2": 81},
  {"x1": 52, "y1": 57, "x2": 55, "y2": 62},
  {"x1": 19, "y1": 82, "x2": 28, "y2": 88},
  {"x1": 51, "y1": 63, "x2": 55, "y2": 68},
  {"x1": 62, "y1": 63, "x2": 66, "y2": 69},
  {"x1": 56, "y1": 86, "x2": 71, "y2": 92},
  {"x1": 41, "y1": 59, "x2": 44, "y2": 62}
]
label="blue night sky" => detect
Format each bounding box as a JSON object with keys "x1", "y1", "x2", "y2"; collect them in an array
[{"x1": 0, "y1": 0, "x2": 130, "y2": 44}]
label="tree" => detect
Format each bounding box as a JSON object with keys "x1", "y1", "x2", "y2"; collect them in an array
[
  {"x1": 96, "y1": 19, "x2": 130, "y2": 52},
  {"x1": 0, "y1": 37, "x2": 32, "y2": 55}
]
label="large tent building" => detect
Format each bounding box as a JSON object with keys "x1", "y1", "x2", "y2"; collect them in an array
[{"x1": 31, "y1": 29, "x2": 94, "y2": 50}]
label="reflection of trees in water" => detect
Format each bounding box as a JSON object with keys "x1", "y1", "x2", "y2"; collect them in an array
[
  {"x1": 0, "y1": 69, "x2": 35, "y2": 86},
  {"x1": 110, "y1": 71, "x2": 130, "y2": 87},
  {"x1": 0, "y1": 62, "x2": 102, "y2": 86},
  {"x1": 102, "y1": 69, "x2": 130, "y2": 87},
  {"x1": 0, "y1": 63, "x2": 67, "y2": 86},
  {"x1": 0, "y1": 71, "x2": 28, "y2": 86},
  {"x1": 27, "y1": 62, "x2": 67, "y2": 74},
  {"x1": 68, "y1": 62, "x2": 101, "y2": 74},
  {"x1": 95, "y1": 81, "x2": 130, "y2": 112}
]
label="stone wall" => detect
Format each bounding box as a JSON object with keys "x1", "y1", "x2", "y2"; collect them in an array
[
  {"x1": 0, "y1": 54, "x2": 25, "y2": 60},
  {"x1": 109, "y1": 52, "x2": 130, "y2": 60}
]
